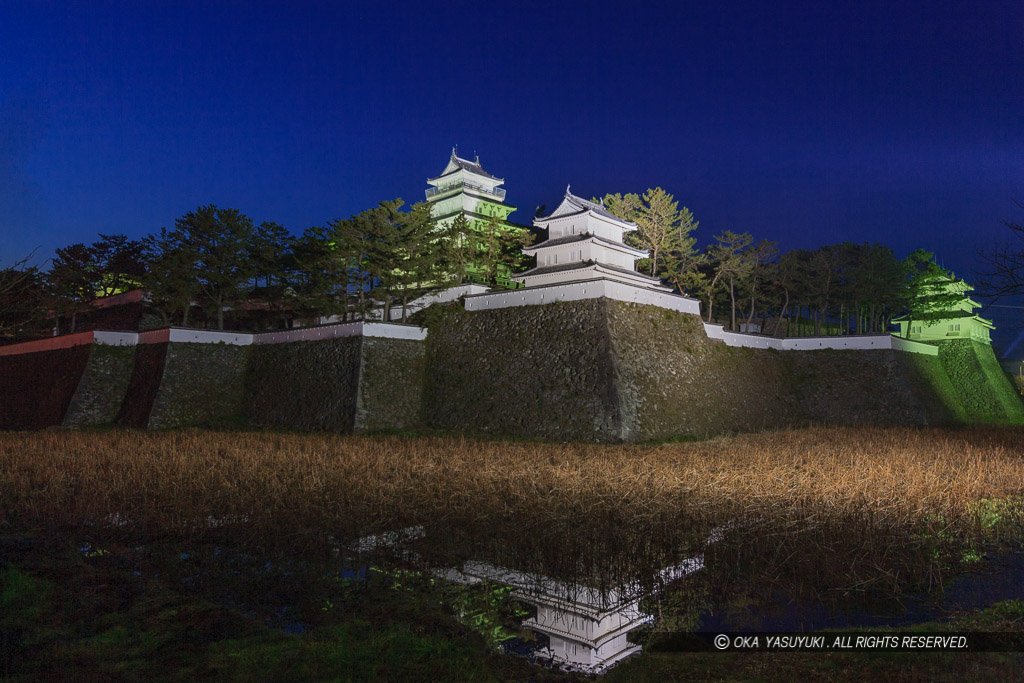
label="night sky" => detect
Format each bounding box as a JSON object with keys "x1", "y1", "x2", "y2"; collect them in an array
[{"x1": 2, "y1": 1, "x2": 1022, "y2": 350}]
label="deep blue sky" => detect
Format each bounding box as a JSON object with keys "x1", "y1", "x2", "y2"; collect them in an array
[{"x1": 2, "y1": 1, "x2": 1022, "y2": 348}]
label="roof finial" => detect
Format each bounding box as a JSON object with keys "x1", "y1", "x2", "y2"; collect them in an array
[
  {"x1": 566, "y1": 184, "x2": 571, "y2": 195},
  {"x1": 474, "y1": 151, "x2": 479, "y2": 163},
  {"x1": 452, "y1": 145, "x2": 457, "y2": 157}
]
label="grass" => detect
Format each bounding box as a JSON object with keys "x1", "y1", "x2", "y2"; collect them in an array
[{"x1": 3, "y1": 426, "x2": 1024, "y2": 679}]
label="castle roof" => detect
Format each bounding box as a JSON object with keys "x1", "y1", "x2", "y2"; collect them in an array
[
  {"x1": 893, "y1": 310, "x2": 995, "y2": 327},
  {"x1": 522, "y1": 232, "x2": 648, "y2": 257},
  {"x1": 511, "y1": 259, "x2": 664, "y2": 285},
  {"x1": 429, "y1": 149, "x2": 502, "y2": 183},
  {"x1": 535, "y1": 188, "x2": 638, "y2": 229}
]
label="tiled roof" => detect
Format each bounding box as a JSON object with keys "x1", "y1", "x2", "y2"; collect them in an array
[
  {"x1": 524, "y1": 233, "x2": 591, "y2": 249},
  {"x1": 430, "y1": 151, "x2": 502, "y2": 182},
  {"x1": 512, "y1": 261, "x2": 599, "y2": 278},
  {"x1": 593, "y1": 261, "x2": 663, "y2": 282},
  {"x1": 449, "y1": 154, "x2": 499, "y2": 180},
  {"x1": 564, "y1": 190, "x2": 636, "y2": 226},
  {"x1": 512, "y1": 260, "x2": 662, "y2": 283},
  {"x1": 524, "y1": 232, "x2": 647, "y2": 255}
]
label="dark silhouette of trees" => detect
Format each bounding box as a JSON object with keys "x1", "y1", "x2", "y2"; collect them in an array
[
  {"x1": 704, "y1": 230, "x2": 753, "y2": 328},
  {"x1": 47, "y1": 234, "x2": 146, "y2": 332},
  {"x1": 978, "y1": 200, "x2": 1024, "y2": 299},
  {"x1": 0, "y1": 254, "x2": 45, "y2": 339},
  {"x1": 142, "y1": 228, "x2": 200, "y2": 326},
  {"x1": 15, "y1": 186, "x2": 969, "y2": 339},
  {"x1": 171, "y1": 206, "x2": 256, "y2": 330}
]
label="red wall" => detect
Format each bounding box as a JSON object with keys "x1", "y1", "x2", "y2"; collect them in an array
[{"x1": 0, "y1": 345, "x2": 93, "y2": 429}]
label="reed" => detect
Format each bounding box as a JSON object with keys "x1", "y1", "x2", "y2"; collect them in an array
[{"x1": 2, "y1": 426, "x2": 1023, "y2": 596}]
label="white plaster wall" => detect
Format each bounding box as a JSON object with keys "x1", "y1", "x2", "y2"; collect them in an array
[
  {"x1": 539, "y1": 213, "x2": 625, "y2": 244},
  {"x1": 138, "y1": 328, "x2": 256, "y2": 346},
  {"x1": 350, "y1": 284, "x2": 490, "y2": 323},
  {"x1": 588, "y1": 215, "x2": 622, "y2": 243},
  {"x1": 94, "y1": 331, "x2": 140, "y2": 347},
  {"x1": 403, "y1": 283, "x2": 489, "y2": 312},
  {"x1": 120, "y1": 322, "x2": 428, "y2": 347},
  {"x1": 253, "y1": 321, "x2": 426, "y2": 345},
  {"x1": 166, "y1": 329, "x2": 254, "y2": 345},
  {"x1": 892, "y1": 336, "x2": 939, "y2": 356},
  {"x1": 703, "y1": 323, "x2": 939, "y2": 355},
  {"x1": 465, "y1": 279, "x2": 701, "y2": 314}
]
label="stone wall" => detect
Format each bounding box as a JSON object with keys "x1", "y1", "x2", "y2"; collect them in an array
[
  {"x1": 63, "y1": 345, "x2": 137, "y2": 427},
  {"x1": 782, "y1": 349, "x2": 931, "y2": 427},
  {"x1": 938, "y1": 339, "x2": 1024, "y2": 423},
  {"x1": 3, "y1": 301, "x2": 1021, "y2": 438},
  {"x1": 148, "y1": 343, "x2": 250, "y2": 429},
  {"x1": 895, "y1": 351, "x2": 968, "y2": 424},
  {"x1": 0, "y1": 346, "x2": 91, "y2": 429},
  {"x1": 245, "y1": 337, "x2": 362, "y2": 432},
  {"x1": 422, "y1": 300, "x2": 621, "y2": 441},
  {"x1": 118, "y1": 343, "x2": 168, "y2": 428},
  {"x1": 355, "y1": 338, "x2": 426, "y2": 431},
  {"x1": 606, "y1": 303, "x2": 797, "y2": 440},
  {"x1": 421, "y1": 300, "x2": 1009, "y2": 442},
  {"x1": 245, "y1": 335, "x2": 425, "y2": 432},
  {"x1": 606, "y1": 302, "x2": 963, "y2": 439}
]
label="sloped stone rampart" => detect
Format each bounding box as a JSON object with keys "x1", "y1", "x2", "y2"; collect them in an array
[
  {"x1": 355, "y1": 338, "x2": 426, "y2": 431},
  {"x1": 606, "y1": 302, "x2": 797, "y2": 439},
  {"x1": 894, "y1": 351, "x2": 968, "y2": 424},
  {"x1": 118, "y1": 343, "x2": 168, "y2": 428},
  {"x1": 422, "y1": 300, "x2": 996, "y2": 441},
  {"x1": 2, "y1": 303, "x2": 1022, "y2": 438},
  {"x1": 147, "y1": 343, "x2": 250, "y2": 429},
  {"x1": 938, "y1": 339, "x2": 1024, "y2": 423},
  {"x1": 244, "y1": 336, "x2": 425, "y2": 432},
  {"x1": 245, "y1": 337, "x2": 362, "y2": 432},
  {"x1": 422, "y1": 300, "x2": 621, "y2": 441},
  {"x1": 63, "y1": 345, "x2": 137, "y2": 427},
  {"x1": 781, "y1": 349, "x2": 929, "y2": 427},
  {"x1": 604, "y1": 302, "x2": 968, "y2": 439}
]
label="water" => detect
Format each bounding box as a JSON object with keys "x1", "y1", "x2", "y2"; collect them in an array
[{"x1": 696, "y1": 551, "x2": 1024, "y2": 632}]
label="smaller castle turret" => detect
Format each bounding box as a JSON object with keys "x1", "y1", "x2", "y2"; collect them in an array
[{"x1": 512, "y1": 188, "x2": 668, "y2": 290}]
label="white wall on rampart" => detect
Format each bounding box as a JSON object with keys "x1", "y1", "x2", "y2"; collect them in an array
[
  {"x1": 0, "y1": 291, "x2": 937, "y2": 357},
  {"x1": 703, "y1": 323, "x2": 939, "y2": 355},
  {"x1": 464, "y1": 280, "x2": 702, "y2": 315}
]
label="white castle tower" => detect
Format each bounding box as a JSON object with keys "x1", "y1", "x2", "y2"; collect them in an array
[
  {"x1": 425, "y1": 149, "x2": 513, "y2": 223},
  {"x1": 424, "y1": 149, "x2": 526, "y2": 288},
  {"x1": 511, "y1": 188, "x2": 669, "y2": 291}
]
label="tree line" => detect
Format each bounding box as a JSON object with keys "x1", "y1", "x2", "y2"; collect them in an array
[
  {"x1": 0, "y1": 199, "x2": 530, "y2": 336},
  {"x1": 2, "y1": 191, "x2": 1021, "y2": 340},
  {"x1": 602, "y1": 188, "x2": 975, "y2": 337}
]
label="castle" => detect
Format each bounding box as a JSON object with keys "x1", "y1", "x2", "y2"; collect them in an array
[{"x1": 1, "y1": 153, "x2": 1022, "y2": 436}]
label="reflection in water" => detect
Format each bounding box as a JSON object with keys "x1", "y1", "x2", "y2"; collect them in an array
[
  {"x1": 351, "y1": 524, "x2": 1024, "y2": 673},
  {"x1": 356, "y1": 526, "x2": 718, "y2": 674},
  {"x1": 437, "y1": 556, "x2": 705, "y2": 673}
]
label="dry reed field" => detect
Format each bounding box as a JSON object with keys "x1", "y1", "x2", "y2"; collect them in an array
[{"x1": 3, "y1": 426, "x2": 1024, "y2": 595}]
